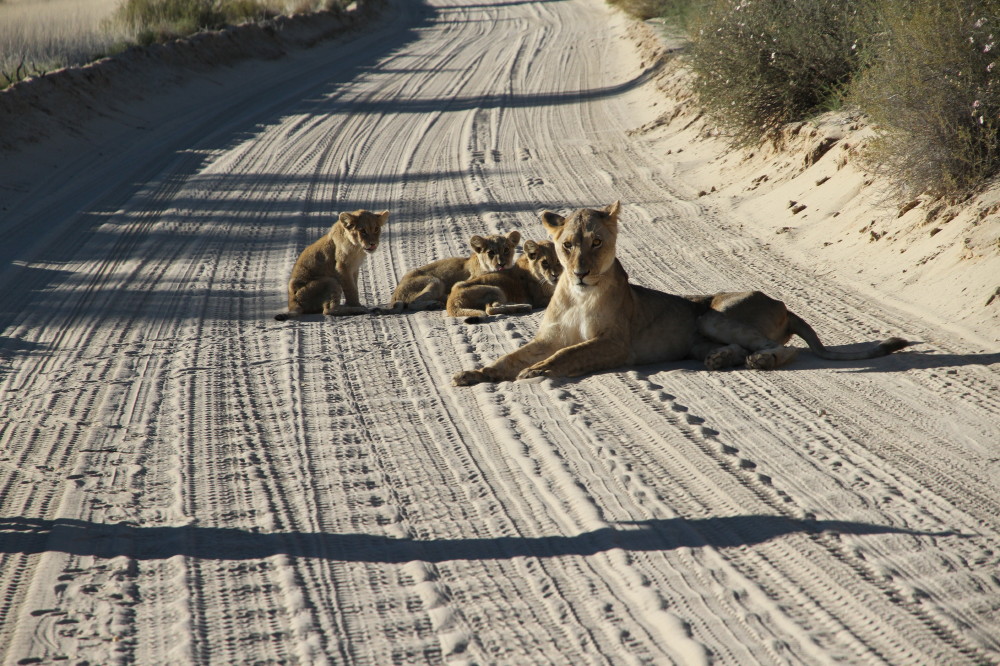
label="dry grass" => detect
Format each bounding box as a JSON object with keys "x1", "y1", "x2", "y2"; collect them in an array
[{"x1": 0, "y1": 0, "x2": 128, "y2": 84}]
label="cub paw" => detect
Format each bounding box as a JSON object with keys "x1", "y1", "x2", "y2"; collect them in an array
[
  {"x1": 746, "y1": 351, "x2": 778, "y2": 370},
  {"x1": 453, "y1": 370, "x2": 487, "y2": 386}
]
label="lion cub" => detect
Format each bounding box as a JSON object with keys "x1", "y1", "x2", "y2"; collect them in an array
[
  {"x1": 453, "y1": 202, "x2": 908, "y2": 385},
  {"x1": 388, "y1": 230, "x2": 521, "y2": 311},
  {"x1": 446, "y1": 240, "x2": 562, "y2": 322},
  {"x1": 275, "y1": 209, "x2": 388, "y2": 321}
]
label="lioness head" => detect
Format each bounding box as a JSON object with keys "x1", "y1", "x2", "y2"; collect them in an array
[
  {"x1": 522, "y1": 239, "x2": 562, "y2": 285},
  {"x1": 541, "y1": 201, "x2": 619, "y2": 288},
  {"x1": 470, "y1": 230, "x2": 521, "y2": 272},
  {"x1": 338, "y1": 209, "x2": 389, "y2": 253}
]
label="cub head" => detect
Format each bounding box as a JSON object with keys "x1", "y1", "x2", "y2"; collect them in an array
[
  {"x1": 541, "y1": 201, "x2": 619, "y2": 288},
  {"x1": 338, "y1": 209, "x2": 389, "y2": 253},
  {"x1": 521, "y1": 239, "x2": 562, "y2": 286},
  {"x1": 469, "y1": 230, "x2": 520, "y2": 272}
]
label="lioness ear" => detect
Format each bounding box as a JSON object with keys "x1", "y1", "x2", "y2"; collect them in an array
[
  {"x1": 540, "y1": 211, "x2": 565, "y2": 238},
  {"x1": 506, "y1": 230, "x2": 521, "y2": 246},
  {"x1": 603, "y1": 200, "x2": 621, "y2": 221},
  {"x1": 523, "y1": 240, "x2": 539, "y2": 259},
  {"x1": 338, "y1": 212, "x2": 356, "y2": 229},
  {"x1": 378, "y1": 210, "x2": 390, "y2": 226},
  {"x1": 469, "y1": 235, "x2": 486, "y2": 252}
]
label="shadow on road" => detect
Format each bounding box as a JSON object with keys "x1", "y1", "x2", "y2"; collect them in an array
[{"x1": 0, "y1": 514, "x2": 961, "y2": 563}]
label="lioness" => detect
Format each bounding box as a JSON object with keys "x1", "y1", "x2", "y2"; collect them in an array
[
  {"x1": 452, "y1": 202, "x2": 908, "y2": 385},
  {"x1": 387, "y1": 230, "x2": 521, "y2": 311},
  {"x1": 275, "y1": 209, "x2": 388, "y2": 321},
  {"x1": 446, "y1": 240, "x2": 562, "y2": 322}
]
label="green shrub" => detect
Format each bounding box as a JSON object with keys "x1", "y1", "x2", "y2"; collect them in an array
[
  {"x1": 687, "y1": 0, "x2": 867, "y2": 145},
  {"x1": 851, "y1": 0, "x2": 1000, "y2": 194}
]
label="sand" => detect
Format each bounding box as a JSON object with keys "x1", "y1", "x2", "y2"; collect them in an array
[{"x1": 1, "y1": 0, "x2": 998, "y2": 663}]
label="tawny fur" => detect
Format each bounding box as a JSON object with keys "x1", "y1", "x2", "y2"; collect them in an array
[
  {"x1": 453, "y1": 202, "x2": 908, "y2": 385},
  {"x1": 386, "y1": 231, "x2": 520, "y2": 311},
  {"x1": 446, "y1": 240, "x2": 562, "y2": 322},
  {"x1": 275, "y1": 209, "x2": 388, "y2": 321}
]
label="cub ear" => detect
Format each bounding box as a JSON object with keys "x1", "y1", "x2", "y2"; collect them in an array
[
  {"x1": 506, "y1": 230, "x2": 521, "y2": 246},
  {"x1": 378, "y1": 210, "x2": 390, "y2": 226},
  {"x1": 469, "y1": 235, "x2": 486, "y2": 252},
  {"x1": 603, "y1": 200, "x2": 621, "y2": 221},
  {"x1": 523, "y1": 240, "x2": 539, "y2": 259},
  {"x1": 540, "y1": 211, "x2": 565, "y2": 238},
  {"x1": 338, "y1": 212, "x2": 356, "y2": 229}
]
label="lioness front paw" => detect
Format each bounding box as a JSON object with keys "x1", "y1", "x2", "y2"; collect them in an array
[
  {"x1": 516, "y1": 366, "x2": 550, "y2": 380},
  {"x1": 453, "y1": 369, "x2": 488, "y2": 386},
  {"x1": 704, "y1": 351, "x2": 730, "y2": 371},
  {"x1": 746, "y1": 351, "x2": 777, "y2": 370}
]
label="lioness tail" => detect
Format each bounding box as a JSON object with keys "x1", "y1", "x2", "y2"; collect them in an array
[{"x1": 788, "y1": 312, "x2": 909, "y2": 360}]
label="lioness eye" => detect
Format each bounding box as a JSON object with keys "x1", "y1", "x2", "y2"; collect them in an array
[
  {"x1": 592, "y1": 238, "x2": 602, "y2": 247},
  {"x1": 541, "y1": 261, "x2": 549, "y2": 268},
  {"x1": 563, "y1": 241, "x2": 572, "y2": 249}
]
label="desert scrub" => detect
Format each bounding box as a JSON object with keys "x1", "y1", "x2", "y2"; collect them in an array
[
  {"x1": 851, "y1": 0, "x2": 1000, "y2": 195},
  {"x1": 688, "y1": 0, "x2": 867, "y2": 145}
]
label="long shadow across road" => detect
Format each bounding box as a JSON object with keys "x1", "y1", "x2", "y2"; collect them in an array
[{"x1": 1, "y1": 515, "x2": 959, "y2": 564}]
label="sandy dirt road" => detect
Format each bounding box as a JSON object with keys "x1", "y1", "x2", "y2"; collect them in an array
[{"x1": 2, "y1": 0, "x2": 999, "y2": 663}]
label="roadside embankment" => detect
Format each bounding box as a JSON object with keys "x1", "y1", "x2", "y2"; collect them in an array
[{"x1": 625, "y1": 20, "x2": 1000, "y2": 347}]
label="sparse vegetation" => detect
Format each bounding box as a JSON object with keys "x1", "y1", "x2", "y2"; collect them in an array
[{"x1": 613, "y1": 0, "x2": 1000, "y2": 195}]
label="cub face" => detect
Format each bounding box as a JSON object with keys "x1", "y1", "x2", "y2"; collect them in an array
[
  {"x1": 470, "y1": 230, "x2": 521, "y2": 272},
  {"x1": 522, "y1": 240, "x2": 562, "y2": 285},
  {"x1": 541, "y1": 201, "x2": 619, "y2": 288},
  {"x1": 340, "y1": 209, "x2": 389, "y2": 253}
]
